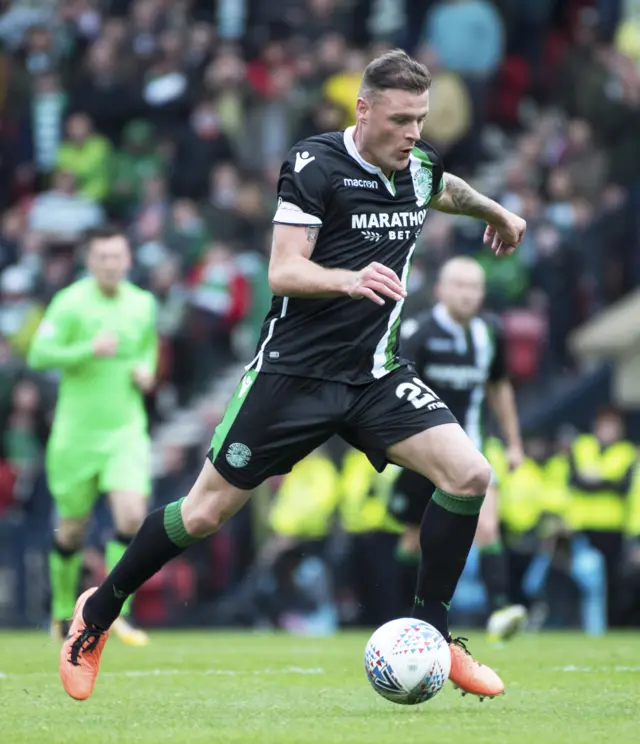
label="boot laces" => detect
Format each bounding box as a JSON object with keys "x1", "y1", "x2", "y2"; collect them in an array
[{"x1": 69, "y1": 625, "x2": 104, "y2": 667}]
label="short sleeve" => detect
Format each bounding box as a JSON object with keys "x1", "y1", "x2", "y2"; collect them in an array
[
  {"x1": 272, "y1": 144, "x2": 331, "y2": 227},
  {"x1": 430, "y1": 147, "x2": 444, "y2": 199},
  {"x1": 488, "y1": 318, "x2": 508, "y2": 382},
  {"x1": 413, "y1": 140, "x2": 444, "y2": 202}
]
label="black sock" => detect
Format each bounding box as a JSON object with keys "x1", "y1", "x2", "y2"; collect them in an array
[
  {"x1": 412, "y1": 488, "x2": 485, "y2": 641},
  {"x1": 479, "y1": 543, "x2": 509, "y2": 612},
  {"x1": 53, "y1": 539, "x2": 78, "y2": 558},
  {"x1": 114, "y1": 532, "x2": 133, "y2": 547},
  {"x1": 84, "y1": 498, "x2": 199, "y2": 629}
]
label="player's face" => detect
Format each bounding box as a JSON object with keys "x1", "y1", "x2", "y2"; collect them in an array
[
  {"x1": 437, "y1": 267, "x2": 485, "y2": 322},
  {"x1": 87, "y1": 236, "x2": 131, "y2": 291},
  {"x1": 358, "y1": 89, "x2": 429, "y2": 172}
]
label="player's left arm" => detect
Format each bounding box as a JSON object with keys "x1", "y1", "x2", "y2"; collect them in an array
[
  {"x1": 132, "y1": 294, "x2": 158, "y2": 393},
  {"x1": 485, "y1": 321, "x2": 523, "y2": 470},
  {"x1": 430, "y1": 172, "x2": 527, "y2": 257}
]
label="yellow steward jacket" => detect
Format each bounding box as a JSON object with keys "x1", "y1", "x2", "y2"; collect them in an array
[
  {"x1": 339, "y1": 449, "x2": 403, "y2": 534},
  {"x1": 568, "y1": 435, "x2": 636, "y2": 532},
  {"x1": 269, "y1": 453, "x2": 340, "y2": 539}
]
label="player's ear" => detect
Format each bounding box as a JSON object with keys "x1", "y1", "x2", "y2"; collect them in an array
[{"x1": 356, "y1": 96, "x2": 371, "y2": 123}]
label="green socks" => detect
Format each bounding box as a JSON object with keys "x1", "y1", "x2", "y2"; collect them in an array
[{"x1": 49, "y1": 543, "x2": 82, "y2": 621}]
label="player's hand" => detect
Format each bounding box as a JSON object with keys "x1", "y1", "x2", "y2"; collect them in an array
[
  {"x1": 483, "y1": 210, "x2": 527, "y2": 257},
  {"x1": 348, "y1": 262, "x2": 406, "y2": 306},
  {"x1": 506, "y1": 443, "x2": 525, "y2": 471},
  {"x1": 92, "y1": 332, "x2": 118, "y2": 358},
  {"x1": 132, "y1": 365, "x2": 155, "y2": 393}
]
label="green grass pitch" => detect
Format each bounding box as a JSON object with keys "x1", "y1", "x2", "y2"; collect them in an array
[{"x1": 0, "y1": 629, "x2": 638, "y2": 743}]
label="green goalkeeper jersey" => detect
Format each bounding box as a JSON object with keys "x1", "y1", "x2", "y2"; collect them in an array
[{"x1": 28, "y1": 277, "x2": 158, "y2": 450}]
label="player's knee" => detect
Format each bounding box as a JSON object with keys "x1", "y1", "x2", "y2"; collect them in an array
[
  {"x1": 441, "y1": 454, "x2": 492, "y2": 496},
  {"x1": 55, "y1": 519, "x2": 86, "y2": 550},
  {"x1": 181, "y1": 490, "x2": 229, "y2": 537},
  {"x1": 400, "y1": 526, "x2": 421, "y2": 557},
  {"x1": 115, "y1": 509, "x2": 145, "y2": 537},
  {"x1": 475, "y1": 513, "x2": 499, "y2": 546}
]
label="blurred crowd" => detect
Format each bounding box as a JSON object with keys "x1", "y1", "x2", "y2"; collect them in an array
[{"x1": 2, "y1": 0, "x2": 640, "y2": 627}]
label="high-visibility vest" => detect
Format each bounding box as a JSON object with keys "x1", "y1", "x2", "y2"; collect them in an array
[
  {"x1": 625, "y1": 464, "x2": 640, "y2": 537},
  {"x1": 568, "y1": 435, "x2": 636, "y2": 531},
  {"x1": 541, "y1": 454, "x2": 570, "y2": 519},
  {"x1": 499, "y1": 458, "x2": 547, "y2": 535},
  {"x1": 485, "y1": 436, "x2": 508, "y2": 485},
  {"x1": 339, "y1": 449, "x2": 403, "y2": 534},
  {"x1": 269, "y1": 454, "x2": 340, "y2": 539}
]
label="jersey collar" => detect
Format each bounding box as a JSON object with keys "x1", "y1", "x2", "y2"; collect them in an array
[
  {"x1": 433, "y1": 302, "x2": 468, "y2": 354},
  {"x1": 343, "y1": 126, "x2": 396, "y2": 196}
]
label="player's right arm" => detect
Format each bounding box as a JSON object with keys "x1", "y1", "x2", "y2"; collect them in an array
[
  {"x1": 27, "y1": 291, "x2": 113, "y2": 370},
  {"x1": 269, "y1": 144, "x2": 405, "y2": 306}
]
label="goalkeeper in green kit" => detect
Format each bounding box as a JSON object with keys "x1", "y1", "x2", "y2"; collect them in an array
[{"x1": 28, "y1": 227, "x2": 158, "y2": 647}]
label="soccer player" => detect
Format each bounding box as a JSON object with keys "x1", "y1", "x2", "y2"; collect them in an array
[
  {"x1": 390, "y1": 256, "x2": 527, "y2": 643},
  {"x1": 59, "y1": 50, "x2": 526, "y2": 702},
  {"x1": 28, "y1": 227, "x2": 157, "y2": 647}
]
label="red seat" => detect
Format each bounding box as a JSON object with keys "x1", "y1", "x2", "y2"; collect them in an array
[{"x1": 502, "y1": 310, "x2": 547, "y2": 382}]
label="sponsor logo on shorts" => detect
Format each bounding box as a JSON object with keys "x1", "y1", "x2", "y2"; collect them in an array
[{"x1": 226, "y1": 442, "x2": 252, "y2": 468}]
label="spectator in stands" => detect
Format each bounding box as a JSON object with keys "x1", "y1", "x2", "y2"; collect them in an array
[
  {"x1": 171, "y1": 97, "x2": 233, "y2": 199},
  {"x1": 18, "y1": 70, "x2": 67, "y2": 190},
  {"x1": 110, "y1": 120, "x2": 166, "y2": 218},
  {"x1": 68, "y1": 38, "x2": 138, "y2": 143},
  {"x1": 57, "y1": 112, "x2": 112, "y2": 203},
  {"x1": 28, "y1": 170, "x2": 104, "y2": 239}
]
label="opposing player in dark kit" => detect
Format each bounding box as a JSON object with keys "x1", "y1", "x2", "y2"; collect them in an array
[
  {"x1": 59, "y1": 50, "x2": 526, "y2": 702},
  {"x1": 390, "y1": 256, "x2": 527, "y2": 643}
]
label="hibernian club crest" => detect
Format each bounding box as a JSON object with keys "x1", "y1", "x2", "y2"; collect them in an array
[
  {"x1": 226, "y1": 442, "x2": 252, "y2": 468},
  {"x1": 411, "y1": 165, "x2": 432, "y2": 207}
]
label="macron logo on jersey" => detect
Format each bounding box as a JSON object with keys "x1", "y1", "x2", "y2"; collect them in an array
[
  {"x1": 343, "y1": 178, "x2": 379, "y2": 189},
  {"x1": 294, "y1": 151, "x2": 315, "y2": 173}
]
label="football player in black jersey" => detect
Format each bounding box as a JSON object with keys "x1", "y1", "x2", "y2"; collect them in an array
[
  {"x1": 390, "y1": 256, "x2": 528, "y2": 643},
  {"x1": 61, "y1": 49, "x2": 526, "y2": 703}
]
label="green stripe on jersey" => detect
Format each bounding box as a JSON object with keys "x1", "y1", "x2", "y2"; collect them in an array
[{"x1": 372, "y1": 242, "x2": 416, "y2": 378}]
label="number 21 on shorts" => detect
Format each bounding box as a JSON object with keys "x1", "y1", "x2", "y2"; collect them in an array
[{"x1": 396, "y1": 378, "x2": 444, "y2": 411}]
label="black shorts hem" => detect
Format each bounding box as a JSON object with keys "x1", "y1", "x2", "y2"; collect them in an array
[
  {"x1": 206, "y1": 448, "x2": 264, "y2": 491},
  {"x1": 367, "y1": 408, "x2": 457, "y2": 473}
]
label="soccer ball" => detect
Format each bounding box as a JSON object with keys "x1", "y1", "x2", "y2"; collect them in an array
[{"x1": 364, "y1": 618, "x2": 451, "y2": 705}]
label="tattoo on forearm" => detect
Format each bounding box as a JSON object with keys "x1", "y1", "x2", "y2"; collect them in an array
[
  {"x1": 436, "y1": 173, "x2": 498, "y2": 219},
  {"x1": 305, "y1": 226, "x2": 319, "y2": 245}
]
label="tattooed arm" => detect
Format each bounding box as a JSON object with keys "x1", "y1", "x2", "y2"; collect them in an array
[
  {"x1": 269, "y1": 223, "x2": 405, "y2": 304},
  {"x1": 431, "y1": 173, "x2": 503, "y2": 220},
  {"x1": 268, "y1": 223, "x2": 355, "y2": 299},
  {"x1": 431, "y1": 173, "x2": 527, "y2": 254}
]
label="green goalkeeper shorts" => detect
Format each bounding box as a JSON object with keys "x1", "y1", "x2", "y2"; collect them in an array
[{"x1": 46, "y1": 436, "x2": 151, "y2": 519}]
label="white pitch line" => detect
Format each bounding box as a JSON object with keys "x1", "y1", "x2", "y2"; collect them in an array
[
  {"x1": 551, "y1": 665, "x2": 640, "y2": 673},
  {"x1": 0, "y1": 667, "x2": 325, "y2": 681}
]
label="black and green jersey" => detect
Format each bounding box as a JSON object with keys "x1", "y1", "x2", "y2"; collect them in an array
[
  {"x1": 400, "y1": 304, "x2": 508, "y2": 449},
  {"x1": 249, "y1": 126, "x2": 444, "y2": 385}
]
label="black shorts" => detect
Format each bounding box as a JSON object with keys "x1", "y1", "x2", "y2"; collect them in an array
[
  {"x1": 388, "y1": 467, "x2": 436, "y2": 526},
  {"x1": 208, "y1": 366, "x2": 456, "y2": 490}
]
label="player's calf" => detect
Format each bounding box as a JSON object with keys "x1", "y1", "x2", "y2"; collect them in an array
[{"x1": 80, "y1": 461, "x2": 250, "y2": 633}]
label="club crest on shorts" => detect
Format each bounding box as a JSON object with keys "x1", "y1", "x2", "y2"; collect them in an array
[
  {"x1": 226, "y1": 442, "x2": 252, "y2": 468},
  {"x1": 412, "y1": 166, "x2": 432, "y2": 207}
]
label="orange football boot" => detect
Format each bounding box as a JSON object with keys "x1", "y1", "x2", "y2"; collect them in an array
[
  {"x1": 59, "y1": 588, "x2": 109, "y2": 700},
  {"x1": 449, "y1": 637, "x2": 505, "y2": 701}
]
